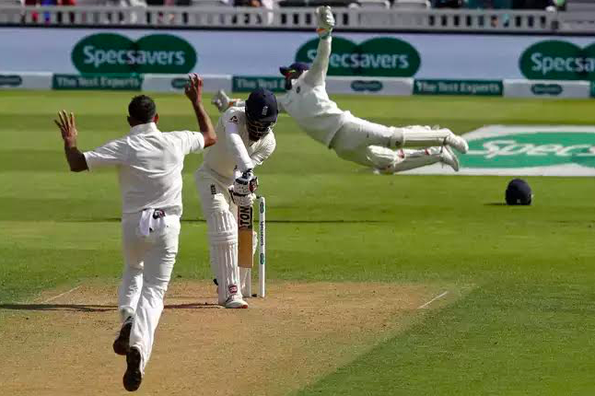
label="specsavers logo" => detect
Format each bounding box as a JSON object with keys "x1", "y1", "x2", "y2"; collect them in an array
[
  {"x1": 72, "y1": 33, "x2": 196, "y2": 74},
  {"x1": 402, "y1": 125, "x2": 595, "y2": 176},
  {"x1": 520, "y1": 40, "x2": 595, "y2": 80},
  {"x1": 295, "y1": 37, "x2": 420, "y2": 77},
  {"x1": 462, "y1": 125, "x2": 595, "y2": 176}
]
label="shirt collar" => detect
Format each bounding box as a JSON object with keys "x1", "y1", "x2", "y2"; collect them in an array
[{"x1": 129, "y1": 122, "x2": 159, "y2": 136}]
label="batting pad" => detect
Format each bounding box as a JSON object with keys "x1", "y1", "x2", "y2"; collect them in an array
[
  {"x1": 207, "y1": 210, "x2": 242, "y2": 304},
  {"x1": 398, "y1": 127, "x2": 452, "y2": 148}
]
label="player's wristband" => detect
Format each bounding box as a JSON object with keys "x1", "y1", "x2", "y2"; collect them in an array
[{"x1": 317, "y1": 28, "x2": 332, "y2": 39}]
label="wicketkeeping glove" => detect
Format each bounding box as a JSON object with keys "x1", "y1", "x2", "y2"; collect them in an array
[{"x1": 316, "y1": 6, "x2": 334, "y2": 39}]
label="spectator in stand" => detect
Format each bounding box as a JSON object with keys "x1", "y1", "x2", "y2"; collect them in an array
[
  {"x1": 41, "y1": 0, "x2": 57, "y2": 23},
  {"x1": 105, "y1": 0, "x2": 147, "y2": 23},
  {"x1": 459, "y1": 0, "x2": 563, "y2": 9},
  {"x1": 59, "y1": 0, "x2": 76, "y2": 23},
  {"x1": 233, "y1": 0, "x2": 274, "y2": 24},
  {"x1": 233, "y1": 0, "x2": 260, "y2": 6},
  {"x1": 24, "y1": 0, "x2": 75, "y2": 23}
]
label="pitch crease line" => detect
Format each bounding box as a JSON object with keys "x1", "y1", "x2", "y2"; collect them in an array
[
  {"x1": 42, "y1": 285, "x2": 81, "y2": 304},
  {"x1": 418, "y1": 291, "x2": 449, "y2": 309}
]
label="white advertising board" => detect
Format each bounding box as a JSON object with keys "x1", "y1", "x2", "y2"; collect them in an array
[
  {"x1": 0, "y1": 72, "x2": 52, "y2": 90},
  {"x1": 503, "y1": 79, "x2": 590, "y2": 98},
  {"x1": 3, "y1": 28, "x2": 595, "y2": 81}
]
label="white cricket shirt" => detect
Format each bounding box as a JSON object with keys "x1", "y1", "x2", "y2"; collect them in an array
[
  {"x1": 84, "y1": 122, "x2": 205, "y2": 215},
  {"x1": 278, "y1": 36, "x2": 351, "y2": 147},
  {"x1": 200, "y1": 107, "x2": 276, "y2": 186}
]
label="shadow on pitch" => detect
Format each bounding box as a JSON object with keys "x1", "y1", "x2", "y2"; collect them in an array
[
  {"x1": 0, "y1": 303, "x2": 117, "y2": 313},
  {"x1": 0, "y1": 302, "x2": 220, "y2": 313}
]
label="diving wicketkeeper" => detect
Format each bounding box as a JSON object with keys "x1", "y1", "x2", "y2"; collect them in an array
[{"x1": 213, "y1": 6, "x2": 468, "y2": 174}]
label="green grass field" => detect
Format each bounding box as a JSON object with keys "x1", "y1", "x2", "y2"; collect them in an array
[{"x1": 1, "y1": 91, "x2": 595, "y2": 395}]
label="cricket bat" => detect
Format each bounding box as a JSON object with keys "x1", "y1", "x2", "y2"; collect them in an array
[{"x1": 238, "y1": 204, "x2": 253, "y2": 269}]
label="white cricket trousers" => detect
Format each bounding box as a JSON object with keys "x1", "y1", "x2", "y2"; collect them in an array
[
  {"x1": 118, "y1": 211, "x2": 181, "y2": 374},
  {"x1": 330, "y1": 116, "x2": 450, "y2": 171},
  {"x1": 195, "y1": 168, "x2": 244, "y2": 304}
]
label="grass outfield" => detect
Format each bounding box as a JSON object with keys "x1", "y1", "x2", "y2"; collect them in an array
[{"x1": 1, "y1": 91, "x2": 595, "y2": 395}]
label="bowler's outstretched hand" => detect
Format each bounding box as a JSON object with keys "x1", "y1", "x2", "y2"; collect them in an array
[
  {"x1": 185, "y1": 73, "x2": 217, "y2": 147},
  {"x1": 54, "y1": 110, "x2": 87, "y2": 172},
  {"x1": 55, "y1": 110, "x2": 78, "y2": 148}
]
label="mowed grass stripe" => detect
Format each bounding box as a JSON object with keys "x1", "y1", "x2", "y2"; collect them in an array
[{"x1": 297, "y1": 281, "x2": 595, "y2": 396}]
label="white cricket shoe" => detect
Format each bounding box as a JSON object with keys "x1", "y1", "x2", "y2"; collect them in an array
[
  {"x1": 224, "y1": 295, "x2": 249, "y2": 309},
  {"x1": 440, "y1": 146, "x2": 460, "y2": 172},
  {"x1": 444, "y1": 134, "x2": 469, "y2": 154}
]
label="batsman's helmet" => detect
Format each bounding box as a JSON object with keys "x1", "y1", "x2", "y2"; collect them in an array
[
  {"x1": 245, "y1": 88, "x2": 278, "y2": 141},
  {"x1": 505, "y1": 179, "x2": 532, "y2": 205}
]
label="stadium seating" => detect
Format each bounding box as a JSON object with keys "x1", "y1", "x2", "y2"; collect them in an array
[{"x1": 1, "y1": 0, "x2": 592, "y2": 33}]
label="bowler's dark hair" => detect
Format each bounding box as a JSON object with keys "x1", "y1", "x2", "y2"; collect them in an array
[{"x1": 128, "y1": 95, "x2": 156, "y2": 123}]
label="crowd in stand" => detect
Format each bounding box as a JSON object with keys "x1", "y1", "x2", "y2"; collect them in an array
[
  {"x1": 435, "y1": 0, "x2": 566, "y2": 10},
  {"x1": 14, "y1": 0, "x2": 567, "y2": 9}
]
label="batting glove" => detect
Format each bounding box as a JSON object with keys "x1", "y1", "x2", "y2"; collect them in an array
[
  {"x1": 211, "y1": 90, "x2": 231, "y2": 113},
  {"x1": 233, "y1": 170, "x2": 258, "y2": 195},
  {"x1": 229, "y1": 188, "x2": 256, "y2": 207},
  {"x1": 230, "y1": 170, "x2": 258, "y2": 207},
  {"x1": 316, "y1": 6, "x2": 334, "y2": 39}
]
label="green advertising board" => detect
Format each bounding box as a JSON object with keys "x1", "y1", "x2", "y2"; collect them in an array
[
  {"x1": 53, "y1": 74, "x2": 143, "y2": 90},
  {"x1": 414, "y1": 79, "x2": 503, "y2": 96},
  {"x1": 232, "y1": 76, "x2": 285, "y2": 92},
  {"x1": 519, "y1": 40, "x2": 595, "y2": 81}
]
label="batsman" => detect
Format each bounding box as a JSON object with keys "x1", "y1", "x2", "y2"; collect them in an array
[
  {"x1": 213, "y1": 6, "x2": 468, "y2": 173},
  {"x1": 195, "y1": 88, "x2": 277, "y2": 309}
]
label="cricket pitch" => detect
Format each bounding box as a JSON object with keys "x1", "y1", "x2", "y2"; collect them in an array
[{"x1": 0, "y1": 281, "x2": 455, "y2": 395}]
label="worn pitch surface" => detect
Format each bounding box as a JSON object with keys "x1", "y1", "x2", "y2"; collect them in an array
[{"x1": 0, "y1": 281, "x2": 453, "y2": 395}]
